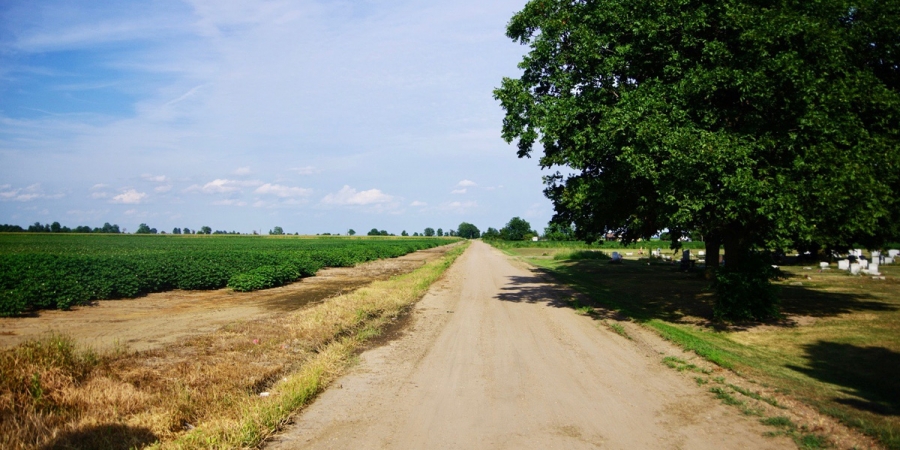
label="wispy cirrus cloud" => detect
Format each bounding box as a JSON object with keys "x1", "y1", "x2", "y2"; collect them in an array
[
  {"x1": 254, "y1": 183, "x2": 312, "y2": 198},
  {"x1": 0, "y1": 184, "x2": 63, "y2": 202},
  {"x1": 186, "y1": 179, "x2": 263, "y2": 194},
  {"x1": 141, "y1": 174, "x2": 167, "y2": 182}
]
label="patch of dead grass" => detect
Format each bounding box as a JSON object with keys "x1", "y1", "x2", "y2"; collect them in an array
[{"x1": 1, "y1": 242, "x2": 468, "y2": 449}]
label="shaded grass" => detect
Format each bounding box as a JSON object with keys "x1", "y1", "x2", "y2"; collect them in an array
[
  {"x1": 1, "y1": 242, "x2": 468, "y2": 450},
  {"x1": 500, "y1": 245, "x2": 900, "y2": 449}
]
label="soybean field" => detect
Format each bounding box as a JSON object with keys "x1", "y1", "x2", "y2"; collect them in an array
[{"x1": 0, "y1": 234, "x2": 451, "y2": 316}]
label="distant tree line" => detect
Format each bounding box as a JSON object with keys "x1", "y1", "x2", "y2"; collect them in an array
[{"x1": 1, "y1": 221, "x2": 122, "y2": 234}]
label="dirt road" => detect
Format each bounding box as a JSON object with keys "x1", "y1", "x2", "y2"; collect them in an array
[{"x1": 267, "y1": 240, "x2": 792, "y2": 449}]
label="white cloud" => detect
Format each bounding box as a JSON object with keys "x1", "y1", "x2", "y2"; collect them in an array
[
  {"x1": 91, "y1": 191, "x2": 109, "y2": 199},
  {"x1": 290, "y1": 166, "x2": 318, "y2": 175},
  {"x1": 213, "y1": 199, "x2": 247, "y2": 206},
  {"x1": 254, "y1": 183, "x2": 312, "y2": 198},
  {"x1": 0, "y1": 184, "x2": 63, "y2": 202},
  {"x1": 91, "y1": 184, "x2": 109, "y2": 190},
  {"x1": 155, "y1": 185, "x2": 173, "y2": 193},
  {"x1": 321, "y1": 185, "x2": 393, "y2": 206},
  {"x1": 451, "y1": 188, "x2": 467, "y2": 194},
  {"x1": 141, "y1": 174, "x2": 167, "y2": 182},
  {"x1": 457, "y1": 179, "x2": 477, "y2": 187},
  {"x1": 111, "y1": 189, "x2": 147, "y2": 204},
  {"x1": 410, "y1": 200, "x2": 427, "y2": 207},
  {"x1": 187, "y1": 179, "x2": 262, "y2": 194},
  {"x1": 233, "y1": 167, "x2": 252, "y2": 175},
  {"x1": 440, "y1": 200, "x2": 478, "y2": 213}
]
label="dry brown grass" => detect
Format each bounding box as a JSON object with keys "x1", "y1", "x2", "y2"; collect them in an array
[{"x1": 1, "y1": 242, "x2": 467, "y2": 449}]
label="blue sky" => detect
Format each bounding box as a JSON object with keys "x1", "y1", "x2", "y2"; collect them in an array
[{"x1": 0, "y1": 0, "x2": 554, "y2": 235}]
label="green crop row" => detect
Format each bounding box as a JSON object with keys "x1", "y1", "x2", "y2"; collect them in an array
[{"x1": 0, "y1": 235, "x2": 451, "y2": 316}]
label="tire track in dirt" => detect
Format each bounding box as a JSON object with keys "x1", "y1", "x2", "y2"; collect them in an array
[{"x1": 267, "y1": 240, "x2": 793, "y2": 449}]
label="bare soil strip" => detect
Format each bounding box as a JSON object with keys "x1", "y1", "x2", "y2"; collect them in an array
[
  {"x1": 0, "y1": 246, "x2": 450, "y2": 352},
  {"x1": 268, "y1": 240, "x2": 793, "y2": 449}
]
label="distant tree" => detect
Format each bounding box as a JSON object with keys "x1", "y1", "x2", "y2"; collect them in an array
[
  {"x1": 200, "y1": 226, "x2": 212, "y2": 235},
  {"x1": 380, "y1": 230, "x2": 389, "y2": 236},
  {"x1": 500, "y1": 217, "x2": 532, "y2": 241},
  {"x1": 368, "y1": 228, "x2": 381, "y2": 236},
  {"x1": 457, "y1": 222, "x2": 480, "y2": 239},
  {"x1": 413, "y1": 232, "x2": 420, "y2": 236},
  {"x1": 173, "y1": 227, "x2": 181, "y2": 234},
  {"x1": 544, "y1": 222, "x2": 575, "y2": 241},
  {"x1": 99, "y1": 222, "x2": 120, "y2": 234},
  {"x1": 136, "y1": 223, "x2": 153, "y2": 234},
  {"x1": 482, "y1": 227, "x2": 501, "y2": 240},
  {"x1": 348, "y1": 229, "x2": 356, "y2": 236},
  {"x1": 183, "y1": 227, "x2": 192, "y2": 234},
  {"x1": 150, "y1": 228, "x2": 158, "y2": 234},
  {"x1": 269, "y1": 226, "x2": 285, "y2": 235},
  {"x1": 50, "y1": 221, "x2": 62, "y2": 233},
  {"x1": 437, "y1": 228, "x2": 443, "y2": 237},
  {"x1": 401, "y1": 230, "x2": 408, "y2": 236},
  {"x1": 73, "y1": 225, "x2": 90, "y2": 233},
  {"x1": 0, "y1": 224, "x2": 25, "y2": 232},
  {"x1": 424, "y1": 227, "x2": 435, "y2": 237}
]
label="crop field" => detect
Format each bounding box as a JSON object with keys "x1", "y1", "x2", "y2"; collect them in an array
[{"x1": 0, "y1": 234, "x2": 451, "y2": 316}]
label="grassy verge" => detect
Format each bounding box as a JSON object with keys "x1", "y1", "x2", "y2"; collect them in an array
[
  {"x1": 0, "y1": 242, "x2": 468, "y2": 450},
  {"x1": 499, "y1": 244, "x2": 900, "y2": 449}
]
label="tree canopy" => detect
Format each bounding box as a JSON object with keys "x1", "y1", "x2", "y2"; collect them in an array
[
  {"x1": 496, "y1": 0, "x2": 899, "y2": 252},
  {"x1": 495, "y1": 0, "x2": 900, "y2": 319},
  {"x1": 457, "y1": 222, "x2": 481, "y2": 239},
  {"x1": 501, "y1": 217, "x2": 534, "y2": 241}
]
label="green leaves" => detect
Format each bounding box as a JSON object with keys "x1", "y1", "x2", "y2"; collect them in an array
[{"x1": 498, "y1": 0, "x2": 900, "y2": 250}]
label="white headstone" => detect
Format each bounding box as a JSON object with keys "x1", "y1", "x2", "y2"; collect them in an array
[
  {"x1": 626, "y1": 252, "x2": 633, "y2": 256},
  {"x1": 819, "y1": 262, "x2": 829, "y2": 269},
  {"x1": 885, "y1": 257, "x2": 894, "y2": 264},
  {"x1": 850, "y1": 263, "x2": 861, "y2": 275},
  {"x1": 889, "y1": 249, "x2": 900, "y2": 258},
  {"x1": 871, "y1": 251, "x2": 881, "y2": 259},
  {"x1": 699, "y1": 251, "x2": 706, "y2": 256},
  {"x1": 860, "y1": 259, "x2": 868, "y2": 269},
  {"x1": 869, "y1": 263, "x2": 879, "y2": 275},
  {"x1": 855, "y1": 249, "x2": 864, "y2": 257},
  {"x1": 838, "y1": 259, "x2": 850, "y2": 270}
]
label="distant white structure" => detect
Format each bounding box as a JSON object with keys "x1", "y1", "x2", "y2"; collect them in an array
[{"x1": 532, "y1": 236, "x2": 539, "y2": 242}]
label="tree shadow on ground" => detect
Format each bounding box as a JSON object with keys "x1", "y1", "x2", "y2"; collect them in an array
[
  {"x1": 787, "y1": 342, "x2": 900, "y2": 416},
  {"x1": 492, "y1": 275, "x2": 574, "y2": 309},
  {"x1": 499, "y1": 259, "x2": 896, "y2": 327},
  {"x1": 40, "y1": 423, "x2": 157, "y2": 450}
]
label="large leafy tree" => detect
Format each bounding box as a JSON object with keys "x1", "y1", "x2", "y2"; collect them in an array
[
  {"x1": 457, "y1": 222, "x2": 481, "y2": 239},
  {"x1": 501, "y1": 217, "x2": 534, "y2": 241},
  {"x1": 495, "y1": 0, "x2": 900, "y2": 319}
]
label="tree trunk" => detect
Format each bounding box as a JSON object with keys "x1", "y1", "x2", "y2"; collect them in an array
[
  {"x1": 722, "y1": 233, "x2": 745, "y2": 270},
  {"x1": 704, "y1": 235, "x2": 721, "y2": 279}
]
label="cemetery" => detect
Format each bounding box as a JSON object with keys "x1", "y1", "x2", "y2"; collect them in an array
[{"x1": 494, "y1": 240, "x2": 900, "y2": 449}]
